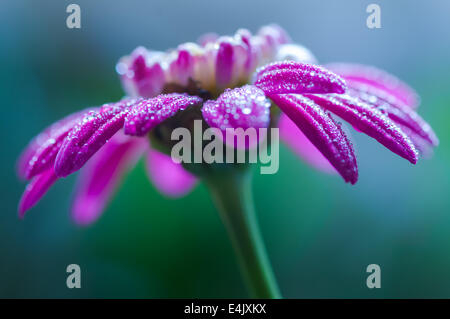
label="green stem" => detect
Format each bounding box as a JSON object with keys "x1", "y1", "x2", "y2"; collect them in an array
[{"x1": 205, "y1": 170, "x2": 281, "y2": 299}]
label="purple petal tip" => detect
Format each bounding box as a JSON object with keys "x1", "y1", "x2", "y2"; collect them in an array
[
  {"x1": 271, "y1": 94, "x2": 358, "y2": 184},
  {"x1": 18, "y1": 169, "x2": 58, "y2": 218},
  {"x1": 255, "y1": 61, "x2": 347, "y2": 95}
]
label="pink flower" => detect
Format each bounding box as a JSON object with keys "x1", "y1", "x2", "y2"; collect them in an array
[{"x1": 17, "y1": 25, "x2": 437, "y2": 224}]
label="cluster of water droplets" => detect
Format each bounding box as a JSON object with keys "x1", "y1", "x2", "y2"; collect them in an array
[
  {"x1": 307, "y1": 92, "x2": 419, "y2": 164},
  {"x1": 275, "y1": 94, "x2": 358, "y2": 183},
  {"x1": 254, "y1": 61, "x2": 347, "y2": 95},
  {"x1": 123, "y1": 94, "x2": 203, "y2": 136},
  {"x1": 202, "y1": 85, "x2": 271, "y2": 132},
  {"x1": 345, "y1": 83, "x2": 438, "y2": 149}
]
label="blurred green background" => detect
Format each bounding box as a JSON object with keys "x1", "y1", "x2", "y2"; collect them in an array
[{"x1": 1, "y1": 0, "x2": 449, "y2": 298}]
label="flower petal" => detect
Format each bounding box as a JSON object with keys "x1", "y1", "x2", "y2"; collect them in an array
[
  {"x1": 72, "y1": 134, "x2": 146, "y2": 226},
  {"x1": 198, "y1": 32, "x2": 219, "y2": 46},
  {"x1": 215, "y1": 40, "x2": 235, "y2": 89},
  {"x1": 258, "y1": 24, "x2": 291, "y2": 46},
  {"x1": 396, "y1": 124, "x2": 435, "y2": 158},
  {"x1": 117, "y1": 47, "x2": 166, "y2": 98},
  {"x1": 18, "y1": 169, "x2": 58, "y2": 218},
  {"x1": 275, "y1": 44, "x2": 318, "y2": 64},
  {"x1": 235, "y1": 28, "x2": 256, "y2": 73},
  {"x1": 270, "y1": 94, "x2": 358, "y2": 184},
  {"x1": 202, "y1": 85, "x2": 271, "y2": 130},
  {"x1": 202, "y1": 85, "x2": 271, "y2": 148},
  {"x1": 348, "y1": 83, "x2": 438, "y2": 146},
  {"x1": 255, "y1": 62, "x2": 347, "y2": 95},
  {"x1": 124, "y1": 94, "x2": 202, "y2": 136},
  {"x1": 307, "y1": 94, "x2": 418, "y2": 164},
  {"x1": 326, "y1": 63, "x2": 419, "y2": 108},
  {"x1": 168, "y1": 48, "x2": 194, "y2": 86},
  {"x1": 279, "y1": 113, "x2": 336, "y2": 174},
  {"x1": 146, "y1": 149, "x2": 197, "y2": 197},
  {"x1": 55, "y1": 101, "x2": 131, "y2": 177},
  {"x1": 17, "y1": 109, "x2": 90, "y2": 180},
  {"x1": 25, "y1": 111, "x2": 97, "y2": 180}
]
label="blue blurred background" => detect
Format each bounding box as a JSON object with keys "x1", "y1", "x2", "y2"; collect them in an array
[{"x1": 1, "y1": 0, "x2": 449, "y2": 298}]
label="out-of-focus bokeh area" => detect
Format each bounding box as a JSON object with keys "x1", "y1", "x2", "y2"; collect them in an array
[{"x1": 1, "y1": 0, "x2": 449, "y2": 298}]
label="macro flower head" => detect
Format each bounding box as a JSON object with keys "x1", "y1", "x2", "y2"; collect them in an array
[{"x1": 17, "y1": 24, "x2": 438, "y2": 225}]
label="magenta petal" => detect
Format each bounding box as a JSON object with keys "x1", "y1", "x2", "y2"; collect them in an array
[
  {"x1": 17, "y1": 144, "x2": 39, "y2": 180},
  {"x1": 124, "y1": 94, "x2": 202, "y2": 136},
  {"x1": 279, "y1": 113, "x2": 336, "y2": 174},
  {"x1": 17, "y1": 109, "x2": 90, "y2": 180},
  {"x1": 348, "y1": 84, "x2": 438, "y2": 147},
  {"x1": 236, "y1": 28, "x2": 255, "y2": 73},
  {"x1": 198, "y1": 32, "x2": 219, "y2": 46},
  {"x1": 255, "y1": 61, "x2": 347, "y2": 95},
  {"x1": 258, "y1": 24, "x2": 291, "y2": 45},
  {"x1": 24, "y1": 112, "x2": 94, "y2": 180},
  {"x1": 169, "y1": 49, "x2": 194, "y2": 86},
  {"x1": 55, "y1": 101, "x2": 131, "y2": 177},
  {"x1": 270, "y1": 94, "x2": 358, "y2": 184},
  {"x1": 307, "y1": 94, "x2": 418, "y2": 164},
  {"x1": 117, "y1": 48, "x2": 167, "y2": 98},
  {"x1": 131, "y1": 54, "x2": 165, "y2": 98},
  {"x1": 18, "y1": 169, "x2": 58, "y2": 218},
  {"x1": 215, "y1": 41, "x2": 235, "y2": 88},
  {"x1": 146, "y1": 150, "x2": 197, "y2": 197},
  {"x1": 202, "y1": 85, "x2": 271, "y2": 148},
  {"x1": 72, "y1": 134, "x2": 146, "y2": 226},
  {"x1": 396, "y1": 124, "x2": 434, "y2": 158},
  {"x1": 202, "y1": 85, "x2": 271, "y2": 130},
  {"x1": 326, "y1": 63, "x2": 419, "y2": 108}
]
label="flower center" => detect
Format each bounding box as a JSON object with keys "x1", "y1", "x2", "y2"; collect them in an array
[
  {"x1": 161, "y1": 78, "x2": 214, "y2": 100},
  {"x1": 116, "y1": 25, "x2": 317, "y2": 161}
]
